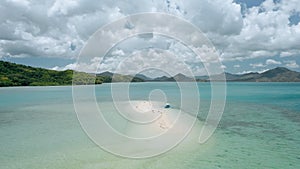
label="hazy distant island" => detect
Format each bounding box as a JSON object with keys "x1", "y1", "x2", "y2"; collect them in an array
[{"x1": 1, "y1": 60, "x2": 300, "y2": 87}]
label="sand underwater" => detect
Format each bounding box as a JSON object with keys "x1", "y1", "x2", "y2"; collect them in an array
[{"x1": 0, "y1": 82, "x2": 300, "y2": 169}]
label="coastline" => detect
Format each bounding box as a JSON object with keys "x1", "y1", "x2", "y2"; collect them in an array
[{"x1": 1, "y1": 81, "x2": 300, "y2": 88}]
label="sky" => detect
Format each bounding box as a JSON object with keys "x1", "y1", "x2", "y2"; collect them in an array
[{"x1": 0, "y1": 0, "x2": 300, "y2": 75}]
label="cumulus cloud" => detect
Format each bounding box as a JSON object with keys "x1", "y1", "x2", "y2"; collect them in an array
[
  {"x1": 185, "y1": 0, "x2": 243, "y2": 35},
  {"x1": 217, "y1": 0, "x2": 300, "y2": 61},
  {"x1": 250, "y1": 59, "x2": 282, "y2": 69},
  {"x1": 280, "y1": 50, "x2": 300, "y2": 57},
  {"x1": 285, "y1": 60, "x2": 299, "y2": 68},
  {"x1": 0, "y1": 0, "x2": 300, "y2": 73},
  {"x1": 237, "y1": 69, "x2": 270, "y2": 75},
  {"x1": 266, "y1": 59, "x2": 281, "y2": 65},
  {"x1": 54, "y1": 48, "x2": 203, "y2": 76},
  {"x1": 0, "y1": 0, "x2": 246, "y2": 59},
  {"x1": 47, "y1": 0, "x2": 79, "y2": 17},
  {"x1": 250, "y1": 63, "x2": 265, "y2": 68}
]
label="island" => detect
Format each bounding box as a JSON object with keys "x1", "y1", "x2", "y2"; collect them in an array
[{"x1": 1, "y1": 60, "x2": 300, "y2": 87}]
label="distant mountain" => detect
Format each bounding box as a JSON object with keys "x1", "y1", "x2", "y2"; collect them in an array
[
  {"x1": 201, "y1": 67, "x2": 300, "y2": 82},
  {"x1": 224, "y1": 67, "x2": 300, "y2": 82},
  {"x1": 1, "y1": 60, "x2": 299, "y2": 87},
  {"x1": 224, "y1": 73, "x2": 241, "y2": 81},
  {"x1": 134, "y1": 74, "x2": 153, "y2": 81},
  {"x1": 97, "y1": 71, "x2": 114, "y2": 77},
  {"x1": 208, "y1": 72, "x2": 240, "y2": 81},
  {"x1": 173, "y1": 73, "x2": 194, "y2": 81},
  {"x1": 255, "y1": 67, "x2": 300, "y2": 82},
  {"x1": 105, "y1": 67, "x2": 300, "y2": 82},
  {"x1": 195, "y1": 73, "x2": 242, "y2": 81},
  {"x1": 96, "y1": 72, "x2": 144, "y2": 83},
  {"x1": 195, "y1": 75, "x2": 208, "y2": 80},
  {"x1": 149, "y1": 73, "x2": 198, "y2": 82},
  {"x1": 237, "y1": 72, "x2": 260, "y2": 81},
  {"x1": 150, "y1": 74, "x2": 189, "y2": 82},
  {"x1": 152, "y1": 76, "x2": 174, "y2": 82}
]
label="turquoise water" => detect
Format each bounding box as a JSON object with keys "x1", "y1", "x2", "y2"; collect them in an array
[{"x1": 0, "y1": 83, "x2": 300, "y2": 168}]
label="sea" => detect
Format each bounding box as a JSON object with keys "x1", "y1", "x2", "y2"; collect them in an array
[{"x1": 0, "y1": 82, "x2": 299, "y2": 169}]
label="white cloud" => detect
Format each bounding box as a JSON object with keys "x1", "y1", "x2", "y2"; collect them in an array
[
  {"x1": 233, "y1": 64, "x2": 240, "y2": 68},
  {"x1": 53, "y1": 59, "x2": 97, "y2": 72},
  {"x1": 236, "y1": 70, "x2": 253, "y2": 74},
  {"x1": 266, "y1": 59, "x2": 281, "y2": 65},
  {"x1": 0, "y1": 0, "x2": 244, "y2": 59},
  {"x1": 111, "y1": 49, "x2": 125, "y2": 56},
  {"x1": 114, "y1": 49, "x2": 196, "y2": 76},
  {"x1": 285, "y1": 60, "x2": 299, "y2": 68},
  {"x1": 51, "y1": 66, "x2": 60, "y2": 70},
  {"x1": 6, "y1": 0, "x2": 30, "y2": 8},
  {"x1": 250, "y1": 59, "x2": 282, "y2": 69},
  {"x1": 48, "y1": 0, "x2": 79, "y2": 17},
  {"x1": 258, "y1": 69, "x2": 271, "y2": 73},
  {"x1": 218, "y1": 0, "x2": 300, "y2": 61},
  {"x1": 0, "y1": 0, "x2": 300, "y2": 73},
  {"x1": 280, "y1": 51, "x2": 299, "y2": 57},
  {"x1": 237, "y1": 68, "x2": 270, "y2": 75},
  {"x1": 250, "y1": 63, "x2": 265, "y2": 68},
  {"x1": 54, "y1": 48, "x2": 203, "y2": 76},
  {"x1": 221, "y1": 65, "x2": 227, "y2": 69},
  {"x1": 185, "y1": 0, "x2": 243, "y2": 35}
]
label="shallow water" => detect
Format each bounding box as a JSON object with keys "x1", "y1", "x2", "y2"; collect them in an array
[{"x1": 0, "y1": 82, "x2": 299, "y2": 169}]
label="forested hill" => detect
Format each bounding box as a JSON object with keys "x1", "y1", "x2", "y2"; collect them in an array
[
  {"x1": 0, "y1": 61, "x2": 75, "y2": 87},
  {"x1": 0, "y1": 61, "x2": 144, "y2": 87}
]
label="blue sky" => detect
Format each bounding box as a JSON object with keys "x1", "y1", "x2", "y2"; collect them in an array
[
  {"x1": 0, "y1": 0, "x2": 300, "y2": 75},
  {"x1": 235, "y1": 0, "x2": 265, "y2": 8}
]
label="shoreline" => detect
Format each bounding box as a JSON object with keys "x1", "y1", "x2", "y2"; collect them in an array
[{"x1": 1, "y1": 81, "x2": 300, "y2": 88}]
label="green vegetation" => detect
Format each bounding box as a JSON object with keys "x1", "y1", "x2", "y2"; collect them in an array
[
  {"x1": 0, "y1": 61, "x2": 73, "y2": 87},
  {"x1": 0, "y1": 61, "x2": 144, "y2": 87},
  {"x1": 2, "y1": 60, "x2": 298, "y2": 87}
]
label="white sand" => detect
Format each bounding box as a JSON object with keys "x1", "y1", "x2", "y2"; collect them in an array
[
  {"x1": 85, "y1": 100, "x2": 203, "y2": 158},
  {"x1": 104, "y1": 100, "x2": 197, "y2": 140},
  {"x1": 130, "y1": 100, "x2": 173, "y2": 129}
]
